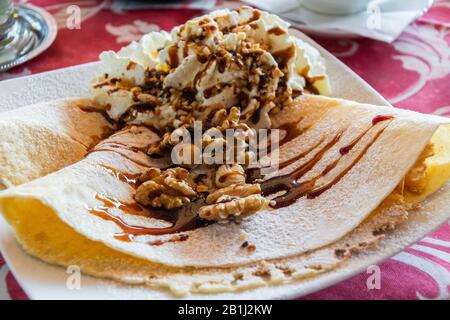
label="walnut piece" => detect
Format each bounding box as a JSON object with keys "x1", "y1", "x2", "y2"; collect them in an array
[
  {"x1": 206, "y1": 183, "x2": 261, "y2": 204},
  {"x1": 135, "y1": 167, "x2": 198, "y2": 209},
  {"x1": 214, "y1": 164, "x2": 246, "y2": 188},
  {"x1": 199, "y1": 194, "x2": 270, "y2": 221}
]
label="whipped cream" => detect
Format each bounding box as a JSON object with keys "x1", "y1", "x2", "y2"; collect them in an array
[{"x1": 91, "y1": 7, "x2": 330, "y2": 130}]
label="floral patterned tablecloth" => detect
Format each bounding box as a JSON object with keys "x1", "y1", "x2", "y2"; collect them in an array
[{"x1": 0, "y1": 0, "x2": 449, "y2": 300}]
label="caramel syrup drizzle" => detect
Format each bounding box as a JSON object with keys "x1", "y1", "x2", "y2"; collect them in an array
[{"x1": 98, "y1": 164, "x2": 140, "y2": 188}]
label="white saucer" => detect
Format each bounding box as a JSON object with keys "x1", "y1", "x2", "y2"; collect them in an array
[
  {"x1": 287, "y1": 20, "x2": 361, "y2": 39},
  {"x1": 280, "y1": 0, "x2": 434, "y2": 39}
]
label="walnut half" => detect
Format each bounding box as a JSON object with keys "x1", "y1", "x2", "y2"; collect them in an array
[
  {"x1": 199, "y1": 194, "x2": 270, "y2": 221},
  {"x1": 135, "y1": 167, "x2": 198, "y2": 209},
  {"x1": 214, "y1": 164, "x2": 246, "y2": 188},
  {"x1": 206, "y1": 183, "x2": 261, "y2": 204}
]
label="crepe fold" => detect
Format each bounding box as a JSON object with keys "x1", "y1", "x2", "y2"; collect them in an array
[
  {"x1": 0, "y1": 98, "x2": 115, "y2": 189},
  {"x1": 0, "y1": 95, "x2": 449, "y2": 296}
]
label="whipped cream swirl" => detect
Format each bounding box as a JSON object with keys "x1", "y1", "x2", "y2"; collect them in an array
[{"x1": 91, "y1": 6, "x2": 330, "y2": 130}]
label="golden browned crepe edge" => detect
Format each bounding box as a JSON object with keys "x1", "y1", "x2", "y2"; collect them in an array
[{"x1": 1, "y1": 186, "x2": 408, "y2": 296}]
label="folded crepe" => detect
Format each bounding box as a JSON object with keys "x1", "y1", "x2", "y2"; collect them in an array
[
  {"x1": 0, "y1": 98, "x2": 115, "y2": 189},
  {"x1": 0, "y1": 95, "x2": 449, "y2": 296}
]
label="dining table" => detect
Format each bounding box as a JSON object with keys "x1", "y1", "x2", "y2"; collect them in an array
[{"x1": 0, "y1": 0, "x2": 449, "y2": 300}]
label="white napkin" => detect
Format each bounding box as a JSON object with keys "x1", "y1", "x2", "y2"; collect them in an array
[{"x1": 243, "y1": 0, "x2": 433, "y2": 43}]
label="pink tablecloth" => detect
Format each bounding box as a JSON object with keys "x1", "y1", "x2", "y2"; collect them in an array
[{"x1": 0, "y1": 0, "x2": 449, "y2": 300}]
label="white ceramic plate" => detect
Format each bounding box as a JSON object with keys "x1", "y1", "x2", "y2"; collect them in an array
[{"x1": 0, "y1": 31, "x2": 449, "y2": 300}]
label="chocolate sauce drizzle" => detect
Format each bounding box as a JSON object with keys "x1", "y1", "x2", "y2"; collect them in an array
[
  {"x1": 245, "y1": 120, "x2": 309, "y2": 180},
  {"x1": 260, "y1": 131, "x2": 344, "y2": 208},
  {"x1": 88, "y1": 114, "x2": 394, "y2": 242},
  {"x1": 78, "y1": 105, "x2": 115, "y2": 126},
  {"x1": 93, "y1": 162, "x2": 213, "y2": 244},
  {"x1": 88, "y1": 193, "x2": 208, "y2": 244},
  {"x1": 277, "y1": 120, "x2": 305, "y2": 147},
  {"x1": 257, "y1": 115, "x2": 394, "y2": 208}
]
